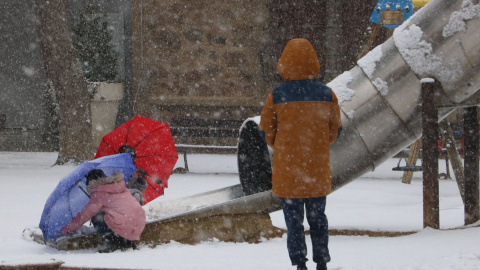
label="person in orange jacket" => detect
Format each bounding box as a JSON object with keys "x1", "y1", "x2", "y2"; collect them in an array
[{"x1": 259, "y1": 38, "x2": 342, "y2": 270}]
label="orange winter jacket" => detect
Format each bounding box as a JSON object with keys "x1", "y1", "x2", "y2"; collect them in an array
[{"x1": 259, "y1": 38, "x2": 342, "y2": 199}]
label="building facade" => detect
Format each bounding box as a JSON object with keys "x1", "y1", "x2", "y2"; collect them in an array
[
  {"x1": 1, "y1": 0, "x2": 391, "y2": 150},
  {"x1": 130, "y1": 0, "x2": 385, "y2": 145}
]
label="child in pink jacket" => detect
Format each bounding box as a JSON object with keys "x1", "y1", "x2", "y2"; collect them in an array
[{"x1": 61, "y1": 169, "x2": 146, "y2": 253}]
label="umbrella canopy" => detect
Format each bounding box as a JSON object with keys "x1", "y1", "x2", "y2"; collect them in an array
[
  {"x1": 95, "y1": 115, "x2": 178, "y2": 204},
  {"x1": 39, "y1": 153, "x2": 136, "y2": 241}
]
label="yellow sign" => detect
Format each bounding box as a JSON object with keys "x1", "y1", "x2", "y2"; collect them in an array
[
  {"x1": 412, "y1": 0, "x2": 432, "y2": 8},
  {"x1": 380, "y1": 11, "x2": 404, "y2": 25}
]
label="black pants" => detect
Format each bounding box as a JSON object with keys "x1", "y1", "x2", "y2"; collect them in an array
[{"x1": 91, "y1": 214, "x2": 113, "y2": 235}]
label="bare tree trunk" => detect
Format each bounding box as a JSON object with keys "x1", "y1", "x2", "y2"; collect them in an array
[{"x1": 35, "y1": 0, "x2": 92, "y2": 164}]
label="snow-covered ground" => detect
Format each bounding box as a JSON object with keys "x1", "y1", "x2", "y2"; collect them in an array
[{"x1": 1, "y1": 151, "x2": 479, "y2": 270}]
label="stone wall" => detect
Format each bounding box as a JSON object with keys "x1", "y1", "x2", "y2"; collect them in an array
[{"x1": 132, "y1": 0, "x2": 269, "y2": 127}]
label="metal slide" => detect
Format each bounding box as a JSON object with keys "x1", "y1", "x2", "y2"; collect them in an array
[{"x1": 144, "y1": 0, "x2": 480, "y2": 223}]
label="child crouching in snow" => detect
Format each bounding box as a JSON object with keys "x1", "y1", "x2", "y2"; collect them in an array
[{"x1": 61, "y1": 169, "x2": 146, "y2": 253}]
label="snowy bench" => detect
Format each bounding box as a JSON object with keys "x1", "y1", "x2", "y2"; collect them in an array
[{"x1": 171, "y1": 118, "x2": 241, "y2": 173}]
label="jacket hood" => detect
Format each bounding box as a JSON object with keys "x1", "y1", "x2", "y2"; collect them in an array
[
  {"x1": 276, "y1": 38, "x2": 320, "y2": 81},
  {"x1": 87, "y1": 173, "x2": 125, "y2": 194}
]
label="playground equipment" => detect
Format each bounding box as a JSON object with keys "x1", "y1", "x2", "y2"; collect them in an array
[
  {"x1": 329, "y1": 0, "x2": 480, "y2": 190},
  {"x1": 29, "y1": 0, "x2": 480, "y2": 249},
  {"x1": 146, "y1": 0, "x2": 480, "y2": 239}
]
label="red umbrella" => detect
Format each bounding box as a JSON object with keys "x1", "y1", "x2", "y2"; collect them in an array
[{"x1": 95, "y1": 115, "x2": 178, "y2": 204}]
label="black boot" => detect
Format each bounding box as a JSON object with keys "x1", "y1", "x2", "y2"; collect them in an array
[
  {"x1": 98, "y1": 233, "x2": 122, "y2": 253},
  {"x1": 297, "y1": 263, "x2": 308, "y2": 270},
  {"x1": 120, "y1": 238, "x2": 138, "y2": 251},
  {"x1": 316, "y1": 263, "x2": 327, "y2": 270}
]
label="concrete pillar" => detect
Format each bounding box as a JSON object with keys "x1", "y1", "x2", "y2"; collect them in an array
[{"x1": 90, "y1": 82, "x2": 124, "y2": 151}]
